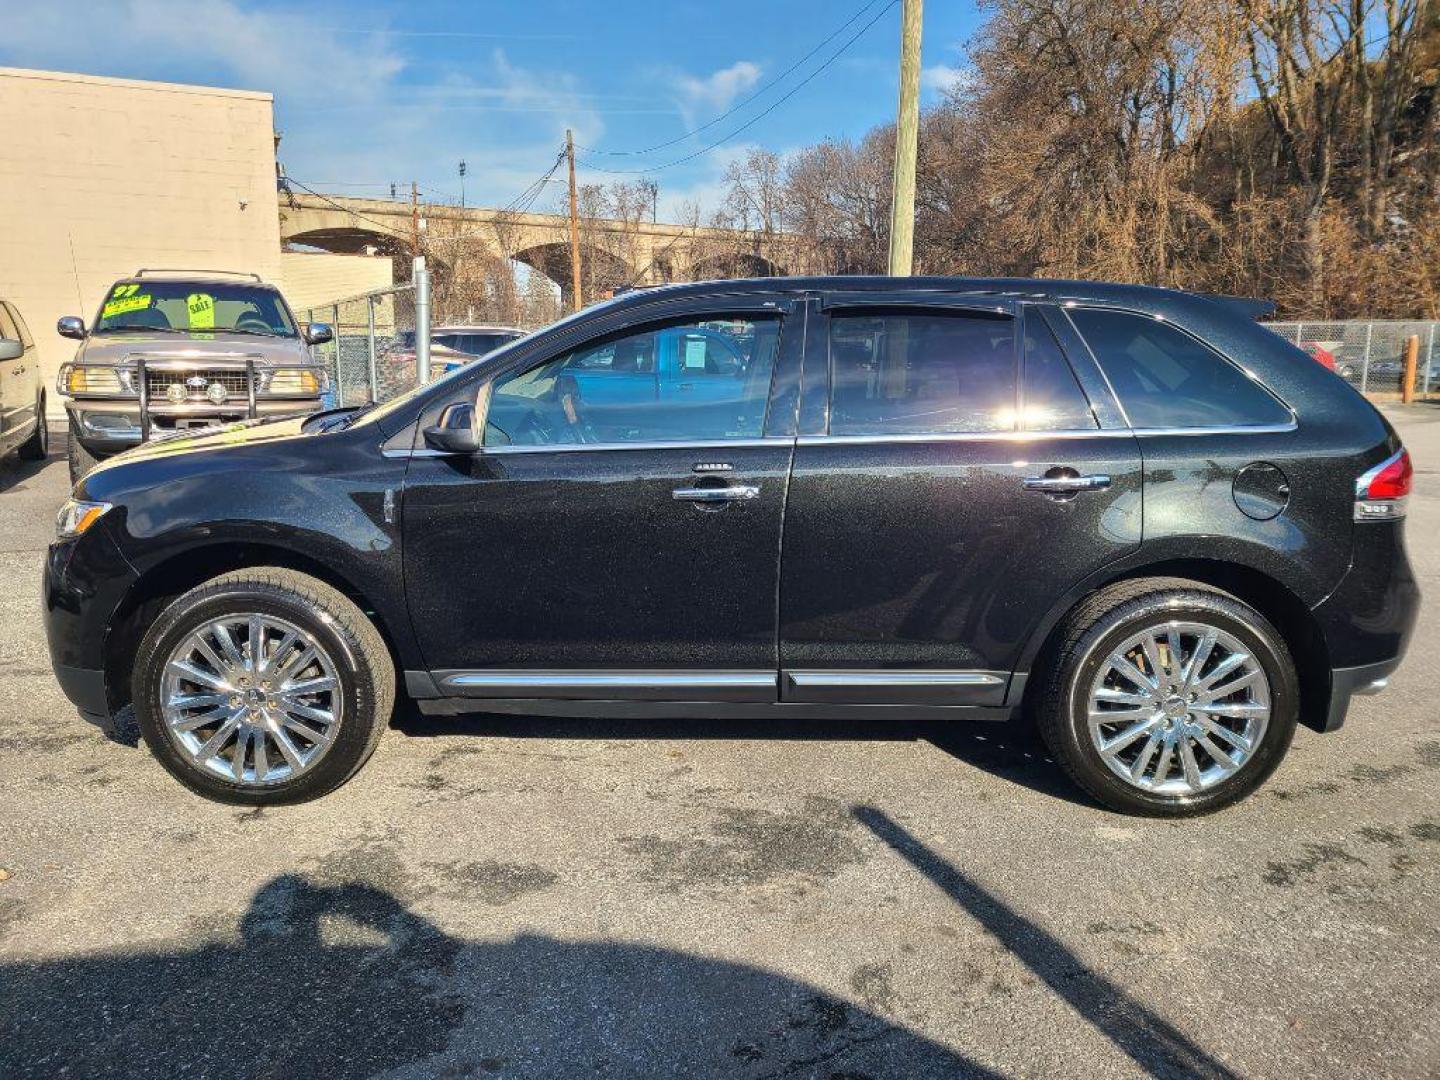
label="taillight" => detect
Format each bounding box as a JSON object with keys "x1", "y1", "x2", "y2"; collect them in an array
[{"x1": 1355, "y1": 449, "x2": 1411, "y2": 521}]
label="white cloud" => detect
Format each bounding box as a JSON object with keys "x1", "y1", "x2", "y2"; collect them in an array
[
  {"x1": 674, "y1": 61, "x2": 762, "y2": 113},
  {"x1": 921, "y1": 64, "x2": 973, "y2": 97}
]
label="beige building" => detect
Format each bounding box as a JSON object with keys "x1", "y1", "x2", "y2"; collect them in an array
[
  {"x1": 0, "y1": 67, "x2": 388, "y2": 418},
  {"x1": 279, "y1": 251, "x2": 393, "y2": 316}
]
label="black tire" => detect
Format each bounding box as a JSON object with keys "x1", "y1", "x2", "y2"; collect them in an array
[
  {"x1": 133, "y1": 568, "x2": 395, "y2": 805},
  {"x1": 66, "y1": 418, "x2": 101, "y2": 483},
  {"x1": 1033, "y1": 578, "x2": 1298, "y2": 817},
  {"x1": 18, "y1": 393, "x2": 47, "y2": 461}
]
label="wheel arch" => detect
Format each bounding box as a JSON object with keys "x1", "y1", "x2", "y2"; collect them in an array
[
  {"x1": 1016, "y1": 557, "x2": 1332, "y2": 733},
  {"x1": 103, "y1": 542, "x2": 404, "y2": 713}
]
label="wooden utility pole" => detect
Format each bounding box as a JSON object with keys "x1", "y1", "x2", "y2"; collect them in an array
[
  {"x1": 1402, "y1": 334, "x2": 1420, "y2": 404},
  {"x1": 887, "y1": 0, "x2": 923, "y2": 276},
  {"x1": 410, "y1": 181, "x2": 420, "y2": 258},
  {"x1": 566, "y1": 129, "x2": 583, "y2": 312}
]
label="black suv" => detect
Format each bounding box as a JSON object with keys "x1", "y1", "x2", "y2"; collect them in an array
[{"x1": 44, "y1": 278, "x2": 1419, "y2": 814}]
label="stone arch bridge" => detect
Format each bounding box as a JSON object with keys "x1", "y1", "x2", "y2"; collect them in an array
[{"x1": 279, "y1": 193, "x2": 800, "y2": 305}]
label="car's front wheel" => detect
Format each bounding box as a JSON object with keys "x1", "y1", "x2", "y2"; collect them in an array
[
  {"x1": 133, "y1": 568, "x2": 394, "y2": 804},
  {"x1": 1034, "y1": 579, "x2": 1298, "y2": 816}
]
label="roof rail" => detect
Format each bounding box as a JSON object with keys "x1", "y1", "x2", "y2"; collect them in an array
[
  {"x1": 1202, "y1": 294, "x2": 1277, "y2": 321},
  {"x1": 134, "y1": 268, "x2": 265, "y2": 282}
]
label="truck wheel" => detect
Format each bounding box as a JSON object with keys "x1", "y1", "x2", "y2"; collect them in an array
[
  {"x1": 18, "y1": 393, "x2": 48, "y2": 460},
  {"x1": 1033, "y1": 578, "x2": 1298, "y2": 817},
  {"x1": 66, "y1": 418, "x2": 101, "y2": 482},
  {"x1": 133, "y1": 568, "x2": 395, "y2": 805}
]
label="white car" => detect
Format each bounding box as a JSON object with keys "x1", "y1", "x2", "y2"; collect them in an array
[{"x1": 388, "y1": 324, "x2": 525, "y2": 378}]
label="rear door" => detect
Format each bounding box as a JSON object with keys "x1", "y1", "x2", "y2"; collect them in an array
[
  {"x1": 778, "y1": 296, "x2": 1143, "y2": 705},
  {"x1": 0, "y1": 303, "x2": 25, "y2": 447}
]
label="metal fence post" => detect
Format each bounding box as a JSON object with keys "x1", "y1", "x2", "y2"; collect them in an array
[
  {"x1": 333, "y1": 302, "x2": 344, "y2": 405},
  {"x1": 366, "y1": 295, "x2": 379, "y2": 402},
  {"x1": 1426, "y1": 323, "x2": 1437, "y2": 397},
  {"x1": 1360, "y1": 322, "x2": 1373, "y2": 394},
  {"x1": 413, "y1": 256, "x2": 431, "y2": 386}
]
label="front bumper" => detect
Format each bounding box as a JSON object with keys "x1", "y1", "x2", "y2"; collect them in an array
[
  {"x1": 43, "y1": 523, "x2": 138, "y2": 719},
  {"x1": 65, "y1": 399, "x2": 319, "y2": 457}
]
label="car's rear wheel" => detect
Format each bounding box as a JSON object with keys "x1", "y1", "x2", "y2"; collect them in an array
[
  {"x1": 1034, "y1": 579, "x2": 1298, "y2": 816},
  {"x1": 66, "y1": 418, "x2": 100, "y2": 482},
  {"x1": 18, "y1": 393, "x2": 47, "y2": 460},
  {"x1": 133, "y1": 568, "x2": 394, "y2": 804}
]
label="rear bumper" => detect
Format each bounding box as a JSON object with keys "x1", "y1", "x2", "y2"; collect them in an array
[{"x1": 1310, "y1": 521, "x2": 1420, "y2": 731}]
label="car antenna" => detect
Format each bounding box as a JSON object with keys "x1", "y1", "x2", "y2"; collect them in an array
[{"x1": 67, "y1": 231, "x2": 88, "y2": 319}]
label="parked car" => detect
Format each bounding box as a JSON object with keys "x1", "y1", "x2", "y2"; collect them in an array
[
  {"x1": 45, "y1": 277, "x2": 1418, "y2": 814},
  {"x1": 55, "y1": 270, "x2": 332, "y2": 482},
  {"x1": 384, "y1": 324, "x2": 524, "y2": 379},
  {"x1": 0, "y1": 298, "x2": 48, "y2": 463}
]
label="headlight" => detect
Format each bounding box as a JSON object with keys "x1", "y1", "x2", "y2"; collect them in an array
[
  {"x1": 56, "y1": 499, "x2": 113, "y2": 539},
  {"x1": 58, "y1": 364, "x2": 127, "y2": 396},
  {"x1": 266, "y1": 368, "x2": 326, "y2": 396}
]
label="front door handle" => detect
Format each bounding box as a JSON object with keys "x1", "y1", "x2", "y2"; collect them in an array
[
  {"x1": 1023, "y1": 473, "x2": 1111, "y2": 494},
  {"x1": 672, "y1": 485, "x2": 760, "y2": 503}
]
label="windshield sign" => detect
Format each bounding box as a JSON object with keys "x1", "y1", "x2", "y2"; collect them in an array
[{"x1": 95, "y1": 281, "x2": 297, "y2": 337}]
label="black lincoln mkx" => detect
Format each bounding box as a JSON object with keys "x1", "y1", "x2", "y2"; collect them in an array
[{"x1": 44, "y1": 277, "x2": 1419, "y2": 814}]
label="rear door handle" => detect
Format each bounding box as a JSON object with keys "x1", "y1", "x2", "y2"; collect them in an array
[
  {"x1": 1023, "y1": 474, "x2": 1111, "y2": 494},
  {"x1": 672, "y1": 485, "x2": 760, "y2": 502}
]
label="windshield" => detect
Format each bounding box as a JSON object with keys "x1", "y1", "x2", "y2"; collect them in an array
[{"x1": 93, "y1": 281, "x2": 298, "y2": 336}]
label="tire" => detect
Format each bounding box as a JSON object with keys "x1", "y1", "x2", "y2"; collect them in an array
[
  {"x1": 66, "y1": 418, "x2": 101, "y2": 483},
  {"x1": 133, "y1": 568, "x2": 395, "y2": 805},
  {"x1": 18, "y1": 393, "x2": 47, "y2": 461},
  {"x1": 1033, "y1": 578, "x2": 1298, "y2": 817}
]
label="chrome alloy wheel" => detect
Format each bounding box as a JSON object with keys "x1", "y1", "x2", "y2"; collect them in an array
[
  {"x1": 160, "y1": 614, "x2": 343, "y2": 786},
  {"x1": 1085, "y1": 621, "x2": 1270, "y2": 796}
]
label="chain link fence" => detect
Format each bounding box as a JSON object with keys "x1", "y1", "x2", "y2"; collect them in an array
[
  {"x1": 1265, "y1": 320, "x2": 1439, "y2": 396},
  {"x1": 302, "y1": 284, "x2": 418, "y2": 407}
]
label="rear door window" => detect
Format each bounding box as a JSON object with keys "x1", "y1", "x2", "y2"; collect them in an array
[
  {"x1": 828, "y1": 311, "x2": 1016, "y2": 435},
  {"x1": 1068, "y1": 308, "x2": 1290, "y2": 429},
  {"x1": 1023, "y1": 314, "x2": 1096, "y2": 430}
]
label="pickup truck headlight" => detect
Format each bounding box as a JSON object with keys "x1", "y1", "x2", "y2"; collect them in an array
[
  {"x1": 58, "y1": 364, "x2": 127, "y2": 397},
  {"x1": 266, "y1": 368, "x2": 327, "y2": 396},
  {"x1": 56, "y1": 499, "x2": 113, "y2": 539}
]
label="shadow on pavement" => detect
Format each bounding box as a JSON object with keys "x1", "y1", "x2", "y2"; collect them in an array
[
  {"x1": 0, "y1": 427, "x2": 57, "y2": 495},
  {"x1": 395, "y1": 705, "x2": 1094, "y2": 809},
  {"x1": 853, "y1": 806, "x2": 1238, "y2": 1080},
  {"x1": 1, "y1": 874, "x2": 998, "y2": 1079}
]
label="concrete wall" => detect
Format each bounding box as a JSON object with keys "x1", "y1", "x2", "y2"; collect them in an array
[
  {"x1": 0, "y1": 68, "x2": 283, "y2": 418},
  {"x1": 279, "y1": 251, "x2": 393, "y2": 317}
]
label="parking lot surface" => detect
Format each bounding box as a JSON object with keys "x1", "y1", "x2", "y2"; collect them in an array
[{"x1": 2, "y1": 412, "x2": 1438, "y2": 1079}]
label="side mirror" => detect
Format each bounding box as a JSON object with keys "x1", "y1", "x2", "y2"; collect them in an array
[
  {"x1": 304, "y1": 323, "x2": 334, "y2": 346},
  {"x1": 423, "y1": 401, "x2": 478, "y2": 455},
  {"x1": 0, "y1": 339, "x2": 22, "y2": 362},
  {"x1": 57, "y1": 316, "x2": 86, "y2": 340}
]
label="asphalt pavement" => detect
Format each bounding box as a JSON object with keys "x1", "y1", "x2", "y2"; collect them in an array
[{"x1": 1, "y1": 411, "x2": 1437, "y2": 1079}]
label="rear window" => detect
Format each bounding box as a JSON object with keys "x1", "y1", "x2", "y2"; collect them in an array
[{"x1": 1068, "y1": 308, "x2": 1290, "y2": 429}]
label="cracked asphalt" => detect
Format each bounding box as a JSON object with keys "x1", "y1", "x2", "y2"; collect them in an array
[{"x1": 1, "y1": 410, "x2": 1437, "y2": 1079}]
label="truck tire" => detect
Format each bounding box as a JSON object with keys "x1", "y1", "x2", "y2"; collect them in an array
[
  {"x1": 18, "y1": 393, "x2": 48, "y2": 461},
  {"x1": 66, "y1": 418, "x2": 102, "y2": 483}
]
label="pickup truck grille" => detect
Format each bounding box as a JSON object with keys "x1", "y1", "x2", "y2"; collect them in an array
[{"x1": 146, "y1": 370, "x2": 254, "y2": 399}]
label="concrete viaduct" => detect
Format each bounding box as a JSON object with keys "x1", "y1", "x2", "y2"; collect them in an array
[{"x1": 278, "y1": 193, "x2": 799, "y2": 303}]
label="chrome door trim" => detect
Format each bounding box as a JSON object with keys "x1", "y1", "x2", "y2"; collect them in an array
[
  {"x1": 385, "y1": 437, "x2": 794, "y2": 459},
  {"x1": 672, "y1": 485, "x2": 761, "y2": 502},
  {"x1": 434, "y1": 669, "x2": 778, "y2": 702},
  {"x1": 787, "y1": 671, "x2": 1005, "y2": 687},
  {"x1": 783, "y1": 669, "x2": 1009, "y2": 706}
]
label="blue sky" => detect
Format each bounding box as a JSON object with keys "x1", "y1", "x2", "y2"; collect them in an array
[{"x1": 1, "y1": 0, "x2": 983, "y2": 220}]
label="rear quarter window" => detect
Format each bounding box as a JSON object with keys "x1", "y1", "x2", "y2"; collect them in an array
[{"x1": 1068, "y1": 308, "x2": 1291, "y2": 429}]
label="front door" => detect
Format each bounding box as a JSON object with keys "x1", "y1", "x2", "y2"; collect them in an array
[
  {"x1": 779, "y1": 299, "x2": 1143, "y2": 705},
  {"x1": 402, "y1": 301, "x2": 801, "y2": 702},
  {"x1": 0, "y1": 303, "x2": 24, "y2": 448}
]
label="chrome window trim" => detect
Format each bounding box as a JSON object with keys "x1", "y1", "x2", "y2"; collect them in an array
[
  {"x1": 386, "y1": 436, "x2": 792, "y2": 458},
  {"x1": 787, "y1": 671, "x2": 1005, "y2": 688},
  {"x1": 794, "y1": 421, "x2": 1296, "y2": 447}
]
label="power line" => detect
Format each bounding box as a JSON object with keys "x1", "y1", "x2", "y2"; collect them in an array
[
  {"x1": 577, "y1": 0, "x2": 887, "y2": 159},
  {"x1": 286, "y1": 178, "x2": 421, "y2": 245},
  {"x1": 578, "y1": 0, "x2": 898, "y2": 176}
]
